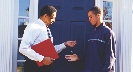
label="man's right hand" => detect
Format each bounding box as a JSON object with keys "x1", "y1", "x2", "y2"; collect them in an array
[
  {"x1": 42, "y1": 57, "x2": 55, "y2": 65},
  {"x1": 64, "y1": 40, "x2": 76, "y2": 47}
]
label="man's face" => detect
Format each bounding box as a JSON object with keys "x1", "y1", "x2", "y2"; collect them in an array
[
  {"x1": 42, "y1": 12, "x2": 56, "y2": 26},
  {"x1": 88, "y1": 11, "x2": 98, "y2": 26}
]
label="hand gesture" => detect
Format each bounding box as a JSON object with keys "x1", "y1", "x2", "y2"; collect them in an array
[
  {"x1": 65, "y1": 54, "x2": 79, "y2": 61},
  {"x1": 64, "y1": 40, "x2": 76, "y2": 47},
  {"x1": 42, "y1": 57, "x2": 55, "y2": 65}
]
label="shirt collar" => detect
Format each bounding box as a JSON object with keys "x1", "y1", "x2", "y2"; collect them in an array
[{"x1": 37, "y1": 18, "x2": 47, "y2": 27}]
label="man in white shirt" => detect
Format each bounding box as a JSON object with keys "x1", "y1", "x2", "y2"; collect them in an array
[{"x1": 19, "y1": 5, "x2": 76, "y2": 72}]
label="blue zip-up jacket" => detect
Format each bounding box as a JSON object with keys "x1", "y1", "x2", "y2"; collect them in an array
[{"x1": 83, "y1": 23, "x2": 116, "y2": 72}]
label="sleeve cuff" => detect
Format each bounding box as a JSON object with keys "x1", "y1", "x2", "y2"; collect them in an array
[
  {"x1": 61, "y1": 43, "x2": 66, "y2": 49},
  {"x1": 54, "y1": 43, "x2": 66, "y2": 53},
  {"x1": 38, "y1": 55, "x2": 44, "y2": 62}
]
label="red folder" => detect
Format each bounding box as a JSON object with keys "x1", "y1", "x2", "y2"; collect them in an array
[{"x1": 32, "y1": 38, "x2": 59, "y2": 67}]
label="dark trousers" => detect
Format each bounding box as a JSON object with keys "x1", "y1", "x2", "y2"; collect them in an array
[
  {"x1": 24, "y1": 59, "x2": 50, "y2": 72},
  {"x1": 83, "y1": 70, "x2": 114, "y2": 72},
  {"x1": 83, "y1": 70, "x2": 100, "y2": 72},
  {"x1": 50, "y1": 70, "x2": 82, "y2": 72}
]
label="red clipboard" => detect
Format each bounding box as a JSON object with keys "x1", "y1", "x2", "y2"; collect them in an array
[{"x1": 32, "y1": 38, "x2": 59, "y2": 67}]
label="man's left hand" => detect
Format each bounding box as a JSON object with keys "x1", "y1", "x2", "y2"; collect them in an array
[{"x1": 65, "y1": 54, "x2": 79, "y2": 61}]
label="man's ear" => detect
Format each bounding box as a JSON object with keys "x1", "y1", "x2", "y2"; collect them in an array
[
  {"x1": 43, "y1": 14, "x2": 47, "y2": 18},
  {"x1": 97, "y1": 14, "x2": 101, "y2": 18},
  {"x1": 40, "y1": 14, "x2": 48, "y2": 20}
]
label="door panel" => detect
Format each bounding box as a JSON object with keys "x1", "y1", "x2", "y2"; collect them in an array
[
  {"x1": 70, "y1": 21, "x2": 86, "y2": 58},
  {"x1": 70, "y1": 21, "x2": 86, "y2": 47},
  {"x1": 50, "y1": 20, "x2": 63, "y2": 44}
]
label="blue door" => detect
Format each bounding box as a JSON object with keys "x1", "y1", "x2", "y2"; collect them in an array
[{"x1": 38, "y1": 0, "x2": 94, "y2": 71}]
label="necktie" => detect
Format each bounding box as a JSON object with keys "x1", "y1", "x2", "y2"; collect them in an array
[{"x1": 46, "y1": 26, "x2": 51, "y2": 38}]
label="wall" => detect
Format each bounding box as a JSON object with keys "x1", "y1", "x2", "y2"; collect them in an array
[
  {"x1": 0, "y1": 0, "x2": 18, "y2": 72},
  {"x1": 95, "y1": 0, "x2": 133, "y2": 72}
]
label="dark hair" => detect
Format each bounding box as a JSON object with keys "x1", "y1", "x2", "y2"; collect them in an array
[
  {"x1": 88, "y1": 6, "x2": 102, "y2": 15},
  {"x1": 40, "y1": 5, "x2": 57, "y2": 16}
]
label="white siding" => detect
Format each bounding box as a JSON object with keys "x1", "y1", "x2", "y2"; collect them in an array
[
  {"x1": 0, "y1": 0, "x2": 18, "y2": 72},
  {"x1": 95, "y1": 0, "x2": 133, "y2": 72}
]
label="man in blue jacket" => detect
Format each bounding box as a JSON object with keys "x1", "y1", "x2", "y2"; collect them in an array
[
  {"x1": 83, "y1": 6, "x2": 116, "y2": 72},
  {"x1": 66, "y1": 6, "x2": 116, "y2": 72}
]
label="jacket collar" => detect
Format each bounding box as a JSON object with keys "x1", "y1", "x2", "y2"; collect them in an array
[{"x1": 94, "y1": 23, "x2": 105, "y2": 30}]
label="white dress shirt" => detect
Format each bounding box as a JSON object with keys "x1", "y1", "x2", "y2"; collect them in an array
[{"x1": 19, "y1": 19, "x2": 66, "y2": 62}]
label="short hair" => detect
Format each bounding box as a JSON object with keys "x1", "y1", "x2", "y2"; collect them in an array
[
  {"x1": 88, "y1": 6, "x2": 102, "y2": 15},
  {"x1": 40, "y1": 5, "x2": 57, "y2": 16}
]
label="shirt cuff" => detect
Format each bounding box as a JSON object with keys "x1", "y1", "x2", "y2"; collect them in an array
[
  {"x1": 62, "y1": 43, "x2": 66, "y2": 49},
  {"x1": 38, "y1": 55, "x2": 44, "y2": 62}
]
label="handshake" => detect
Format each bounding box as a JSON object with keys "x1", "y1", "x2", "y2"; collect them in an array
[{"x1": 41, "y1": 40, "x2": 79, "y2": 65}]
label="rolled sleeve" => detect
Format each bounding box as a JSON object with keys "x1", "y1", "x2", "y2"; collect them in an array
[{"x1": 54, "y1": 43, "x2": 66, "y2": 53}]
